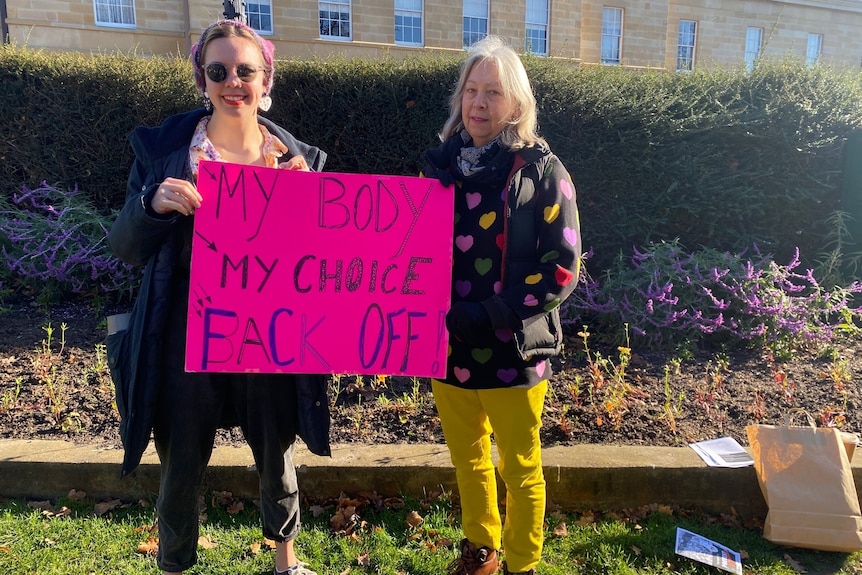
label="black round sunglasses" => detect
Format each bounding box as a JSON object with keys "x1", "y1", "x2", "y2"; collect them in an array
[{"x1": 205, "y1": 62, "x2": 269, "y2": 83}]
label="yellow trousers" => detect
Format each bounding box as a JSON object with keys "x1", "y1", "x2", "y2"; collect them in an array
[{"x1": 432, "y1": 379, "x2": 547, "y2": 573}]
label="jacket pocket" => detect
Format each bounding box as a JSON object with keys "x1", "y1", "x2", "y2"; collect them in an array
[
  {"x1": 514, "y1": 308, "x2": 563, "y2": 360},
  {"x1": 295, "y1": 373, "x2": 332, "y2": 457},
  {"x1": 106, "y1": 313, "x2": 132, "y2": 423}
]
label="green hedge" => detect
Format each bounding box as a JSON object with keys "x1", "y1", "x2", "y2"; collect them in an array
[{"x1": 3, "y1": 43, "x2": 862, "y2": 274}]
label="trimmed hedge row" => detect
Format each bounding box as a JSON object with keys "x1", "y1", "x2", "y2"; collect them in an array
[{"x1": 3, "y1": 44, "x2": 862, "y2": 273}]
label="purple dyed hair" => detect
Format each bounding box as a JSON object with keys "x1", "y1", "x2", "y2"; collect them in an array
[{"x1": 190, "y1": 19, "x2": 276, "y2": 95}]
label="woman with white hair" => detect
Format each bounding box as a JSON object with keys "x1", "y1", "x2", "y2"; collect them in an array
[{"x1": 422, "y1": 35, "x2": 582, "y2": 575}]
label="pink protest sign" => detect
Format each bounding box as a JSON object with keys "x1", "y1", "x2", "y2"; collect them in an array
[{"x1": 185, "y1": 160, "x2": 454, "y2": 378}]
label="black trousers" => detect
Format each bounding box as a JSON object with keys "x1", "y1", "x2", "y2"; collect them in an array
[{"x1": 153, "y1": 278, "x2": 300, "y2": 572}]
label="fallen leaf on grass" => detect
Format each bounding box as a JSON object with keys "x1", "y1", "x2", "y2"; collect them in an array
[
  {"x1": 39, "y1": 506, "x2": 70, "y2": 518},
  {"x1": 134, "y1": 522, "x2": 157, "y2": 534},
  {"x1": 198, "y1": 535, "x2": 218, "y2": 550},
  {"x1": 94, "y1": 499, "x2": 121, "y2": 516},
  {"x1": 309, "y1": 504, "x2": 326, "y2": 518},
  {"x1": 227, "y1": 500, "x2": 244, "y2": 515},
  {"x1": 67, "y1": 489, "x2": 86, "y2": 501},
  {"x1": 330, "y1": 506, "x2": 362, "y2": 534},
  {"x1": 249, "y1": 541, "x2": 261, "y2": 555},
  {"x1": 51, "y1": 506, "x2": 72, "y2": 518},
  {"x1": 338, "y1": 493, "x2": 364, "y2": 508},
  {"x1": 552, "y1": 522, "x2": 568, "y2": 537},
  {"x1": 27, "y1": 500, "x2": 53, "y2": 511},
  {"x1": 0, "y1": 545, "x2": 10, "y2": 553},
  {"x1": 263, "y1": 537, "x2": 277, "y2": 550},
  {"x1": 784, "y1": 553, "x2": 807, "y2": 574},
  {"x1": 211, "y1": 490, "x2": 234, "y2": 506},
  {"x1": 438, "y1": 537, "x2": 454, "y2": 548},
  {"x1": 137, "y1": 537, "x2": 158, "y2": 555},
  {"x1": 406, "y1": 510, "x2": 424, "y2": 528},
  {"x1": 357, "y1": 552, "x2": 371, "y2": 566}
]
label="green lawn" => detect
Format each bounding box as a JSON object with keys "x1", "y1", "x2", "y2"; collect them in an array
[{"x1": 1, "y1": 492, "x2": 860, "y2": 574}]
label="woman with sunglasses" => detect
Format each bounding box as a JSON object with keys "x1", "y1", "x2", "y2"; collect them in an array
[{"x1": 107, "y1": 19, "x2": 327, "y2": 575}]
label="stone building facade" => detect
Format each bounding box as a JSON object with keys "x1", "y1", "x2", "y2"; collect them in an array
[{"x1": 4, "y1": 0, "x2": 862, "y2": 69}]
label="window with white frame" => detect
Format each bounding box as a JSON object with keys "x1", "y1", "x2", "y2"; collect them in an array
[
  {"x1": 744, "y1": 27, "x2": 762, "y2": 71},
  {"x1": 94, "y1": 0, "x2": 135, "y2": 28},
  {"x1": 247, "y1": 0, "x2": 273, "y2": 35},
  {"x1": 677, "y1": 20, "x2": 697, "y2": 72},
  {"x1": 395, "y1": 0, "x2": 423, "y2": 46},
  {"x1": 807, "y1": 33, "x2": 823, "y2": 66},
  {"x1": 463, "y1": 0, "x2": 489, "y2": 48},
  {"x1": 601, "y1": 7, "x2": 623, "y2": 65},
  {"x1": 320, "y1": 1, "x2": 351, "y2": 40},
  {"x1": 525, "y1": 0, "x2": 549, "y2": 56}
]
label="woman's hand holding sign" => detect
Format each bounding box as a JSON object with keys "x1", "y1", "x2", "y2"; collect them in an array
[
  {"x1": 279, "y1": 155, "x2": 309, "y2": 171},
  {"x1": 151, "y1": 177, "x2": 202, "y2": 216}
]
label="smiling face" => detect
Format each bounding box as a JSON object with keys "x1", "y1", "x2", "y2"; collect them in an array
[
  {"x1": 202, "y1": 36, "x2": 268, "y2": 119},
  {"x1": 460, "y1": 59, "x2": 518, "y2": 148}
]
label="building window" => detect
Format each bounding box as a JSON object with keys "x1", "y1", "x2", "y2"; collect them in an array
[
  {"x1": 744, "y1": 27, "x2": 762, "y2": 72},
  {"x1": 463, "y1": 0, "x2": 489, "y2": 48},
  {"x1": 94, "y1": 0, "x2": 135, "y2": 28},
  {"x1": 320, "y1": 1, "x2": 351, "y2": 40},
  {"x1": 677, "y1": 20, "x2": 697, "y2": 72},
  {"x1": 525, "y1": 0, "x2": 549, "y2": 56},
  {"x1": 807, "y1": 33, "x2": 823, "y2": 66},
  {"x1": 395, "y1": 0, "x2": 423, "y2": 46},
  {"x1": 601, "y1": 7, "x2": 623, "y2": 65},
  {"x1": 247, "y1": 0, "x2": 273, "y2": 35}
]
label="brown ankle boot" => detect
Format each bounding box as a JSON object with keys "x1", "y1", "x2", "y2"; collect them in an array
[{"x1": 446, "y1": 538, "x2": 501, "y2": 575}]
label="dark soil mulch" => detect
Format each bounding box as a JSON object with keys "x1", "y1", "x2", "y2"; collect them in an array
[{"x1": 1, "y1": 296, "x2": 859, "y2": 451}]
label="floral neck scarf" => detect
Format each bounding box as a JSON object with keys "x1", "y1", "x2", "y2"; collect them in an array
[{"x1": 456, "y1": 130, "x2": 503, "y2": 177}]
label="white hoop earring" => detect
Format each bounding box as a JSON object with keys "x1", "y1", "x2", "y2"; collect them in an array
[{"x1": 259, "y1": 94, "x2": 272, "y2": 112}]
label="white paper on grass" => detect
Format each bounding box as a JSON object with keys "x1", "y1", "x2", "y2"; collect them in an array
[
  {"x1": 675, "y1": 527, "x2": 743, "y2": 575},
  {"x1": 689, "y1": 437, "x2": 754, "y2": 468}
]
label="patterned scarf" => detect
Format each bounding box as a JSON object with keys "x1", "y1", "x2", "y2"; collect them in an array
[
  {"x1": 456, "y1": 130, "x2": 503, "y2": 177},
  {"x1": 450, "y1": 130, "x2": 515, "y2": 192}
]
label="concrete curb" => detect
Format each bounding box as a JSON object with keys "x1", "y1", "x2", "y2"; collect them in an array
[{"x1": 2, "y1": 439, "x2": 860, "y2": 516}]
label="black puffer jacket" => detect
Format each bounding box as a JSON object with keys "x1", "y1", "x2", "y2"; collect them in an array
[
  {"x1": 423, "y1": 135, "x2": 582, "y2": 379},
  {"x1": 107, "y1": 108, "x2": 330, "y2": 478}
]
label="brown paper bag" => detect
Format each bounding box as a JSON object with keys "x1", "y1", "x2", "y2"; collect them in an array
[{"x1": 746, "y1": 411, "x2": 862, "y2": 552}]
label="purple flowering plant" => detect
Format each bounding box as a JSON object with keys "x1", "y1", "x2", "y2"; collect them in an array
[
  {"x1": 564, "y1": 240, "x2": 862, "y2": 356},
  {"x1": 3, "y1": 183, "x2": 861, "y2": 357},
  {"x1": 0, "y1": 182, "x2": 139, "y2": 302}
]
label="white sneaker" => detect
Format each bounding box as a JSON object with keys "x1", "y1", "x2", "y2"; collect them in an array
[{"x1": 274, "y1": 562, "x2": 318, "y2": 575}]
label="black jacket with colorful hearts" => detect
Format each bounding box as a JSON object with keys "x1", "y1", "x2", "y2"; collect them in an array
[{"x1": 424, "y1": 135, "x2": 582, "y2": 389}]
